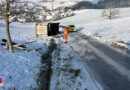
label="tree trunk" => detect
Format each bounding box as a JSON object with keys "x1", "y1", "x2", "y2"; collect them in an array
[{"x1": 6, "y1": 0, "x2": 14, "y2": 53}]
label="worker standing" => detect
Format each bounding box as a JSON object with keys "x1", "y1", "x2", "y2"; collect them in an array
[{"x1": 64, "y1": 28, "x2": 68, "y2": 43}]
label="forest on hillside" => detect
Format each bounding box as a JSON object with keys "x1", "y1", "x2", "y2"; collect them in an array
[
  {"x1": 69, "y1": 0, "x2": 130, "y2": 10},
  {"x1": 97, "y1": 0, "x2": 130, "y2": 8}
]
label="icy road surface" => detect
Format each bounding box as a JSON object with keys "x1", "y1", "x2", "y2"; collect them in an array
[{"x1": 68, "y1": 32, "x2": 130, "y2": 90}]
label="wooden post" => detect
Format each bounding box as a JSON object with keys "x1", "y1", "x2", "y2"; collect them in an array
[
  {"x1": 35, "y1": 23, "x2": 38, "y2": 36},
  {"x1": 5, "y1": 0, "x2": 14, "y2": 53}
]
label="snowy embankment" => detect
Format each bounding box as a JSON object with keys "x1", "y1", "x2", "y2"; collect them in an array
[
  {"x1": 0, "y1": 21, "x2": 51, "y2": 89},
  {"x1": 58, "y1": 8, "x2": 130, "y2": 51},
  {"x1": 50, "y1": 39, "x2": 102, "y2": 90}
]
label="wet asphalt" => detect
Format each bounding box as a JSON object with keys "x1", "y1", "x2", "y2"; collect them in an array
[{"x1": 68, "y1": 32, "x2": 130, "y2": 90}]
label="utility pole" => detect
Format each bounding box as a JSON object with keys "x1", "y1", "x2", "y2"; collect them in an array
[{"x1": 5, "y1": 0, "x2": 14, "y2": 53}]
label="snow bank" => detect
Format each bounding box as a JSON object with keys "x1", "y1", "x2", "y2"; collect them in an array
[
  {"x1": 0, "y1": 21, "x2": 50, "y2": 89},
  {"x1": 50, "y1": 39, "x2": 102, "y2": 90}
]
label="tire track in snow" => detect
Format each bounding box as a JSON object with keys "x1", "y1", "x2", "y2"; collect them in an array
[
  {"x1": 70, "y1": 32, "x2": 130, "y2": 80},
  {"x1": 68, "y1": 32, "x2": 130, "y2": 90}
]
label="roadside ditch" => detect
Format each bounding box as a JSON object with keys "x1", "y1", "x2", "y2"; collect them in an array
[{"x1": 37, "y1": 38, "x2": 57, "y2": 90}]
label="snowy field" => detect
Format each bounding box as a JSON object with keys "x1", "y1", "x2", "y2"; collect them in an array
[
  {"x1": 0, "y1": 21, "x2": 51, "y2": 89},
  {"x1": 58, "y1": 8, "x2": 130, "y2": 51}
]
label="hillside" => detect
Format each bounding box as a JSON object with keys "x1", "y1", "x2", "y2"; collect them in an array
[
  {"x1": 97, "y1": 0, "x2": 130, "y2": 8},
  {"x1": 0, "y1": 3, "x2": 130, "y2": 89},
  {"x1": 58, "y1": 8, "x2": 130, "y2": 51},
  {"x1": 15, "y1": 0, "x2": 100, "y2": 4}
]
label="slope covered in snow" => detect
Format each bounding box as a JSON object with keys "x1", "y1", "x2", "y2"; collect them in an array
[
  {"x1": 12, "y1": 0, "x2": 101, "y2": 4},
  {"x1": 58, "y1": 8, "x2": 130, "y2": 51},
  {"x1": 0, "y1": 21, "x2": 51, "y2": 90},
  {"x1": 55, "y1": 0, "x2": 100, "y2": 4}
]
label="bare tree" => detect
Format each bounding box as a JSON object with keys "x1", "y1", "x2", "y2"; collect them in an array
[
  {"x1": 0, "y1": 0, "x2": 14, "y2": 53},
  {"x1": 5, "y1": 0, "x2": 14, "y2": 53},
  {"x1": 0, "y1": 0, "x2": 49, "y2": 53},
  {"x1": 101, "y1": 7, "x2": 119, "y2": 20}
]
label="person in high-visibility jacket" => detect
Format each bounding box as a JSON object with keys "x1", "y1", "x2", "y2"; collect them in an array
[{"x1": 64, "y1": 28, "x2": 68, "y2": 43}]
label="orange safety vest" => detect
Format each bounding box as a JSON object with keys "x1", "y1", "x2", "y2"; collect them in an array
[{"x1": 64, "y1": 28, "x2": 68, "y2": 36}]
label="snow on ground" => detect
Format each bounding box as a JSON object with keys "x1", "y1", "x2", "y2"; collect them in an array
[
  {"x1": 58, "y1": 8, "x2": 130, "y2": 51},
  {"x1": 39, "y1": 2, "x2": 76, "y2": 10},
  {"x1": 0, "y1": 7, "x2": 130, "y2": 90},
  {"x1": 11, "y1": 0, "x2": 100, "y2": 11},
  {"x1": 0, "y1": 21, "x2": 51, "y2": 89},
  {"x1": 17, "y1": 0, "x2": 100, "y2": 4},
  {"x1": 50, "y1": 39, "x2": 102, "y2": 90}
]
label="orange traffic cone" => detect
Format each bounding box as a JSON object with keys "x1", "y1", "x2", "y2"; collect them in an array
[{"x1": 64, "y1": 28, "x2": 68, "y2": 43}]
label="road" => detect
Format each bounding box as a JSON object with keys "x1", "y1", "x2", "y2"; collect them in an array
[{"x1": 68, "y1": 32, "x2": 130, "y2": 90}]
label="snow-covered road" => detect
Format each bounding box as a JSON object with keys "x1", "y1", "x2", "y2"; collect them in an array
[{"x1": 68, "y1": 32, "x2": 130, "y2": 90}]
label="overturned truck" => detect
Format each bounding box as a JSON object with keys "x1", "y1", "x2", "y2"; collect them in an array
[{"x1": 36, "y1": 23, "x2": 59, "y2": 36}]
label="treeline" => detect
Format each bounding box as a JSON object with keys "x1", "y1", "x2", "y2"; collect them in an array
[
  {"x1": 97, "y1": 0, "x2": 130, "y2": 8},
  {"x1": 67, "y1": 0, "x2": 130, "y2": 10},
  {"x1": 66, "y1": 1, "x2": 98, "y2": 10}
]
